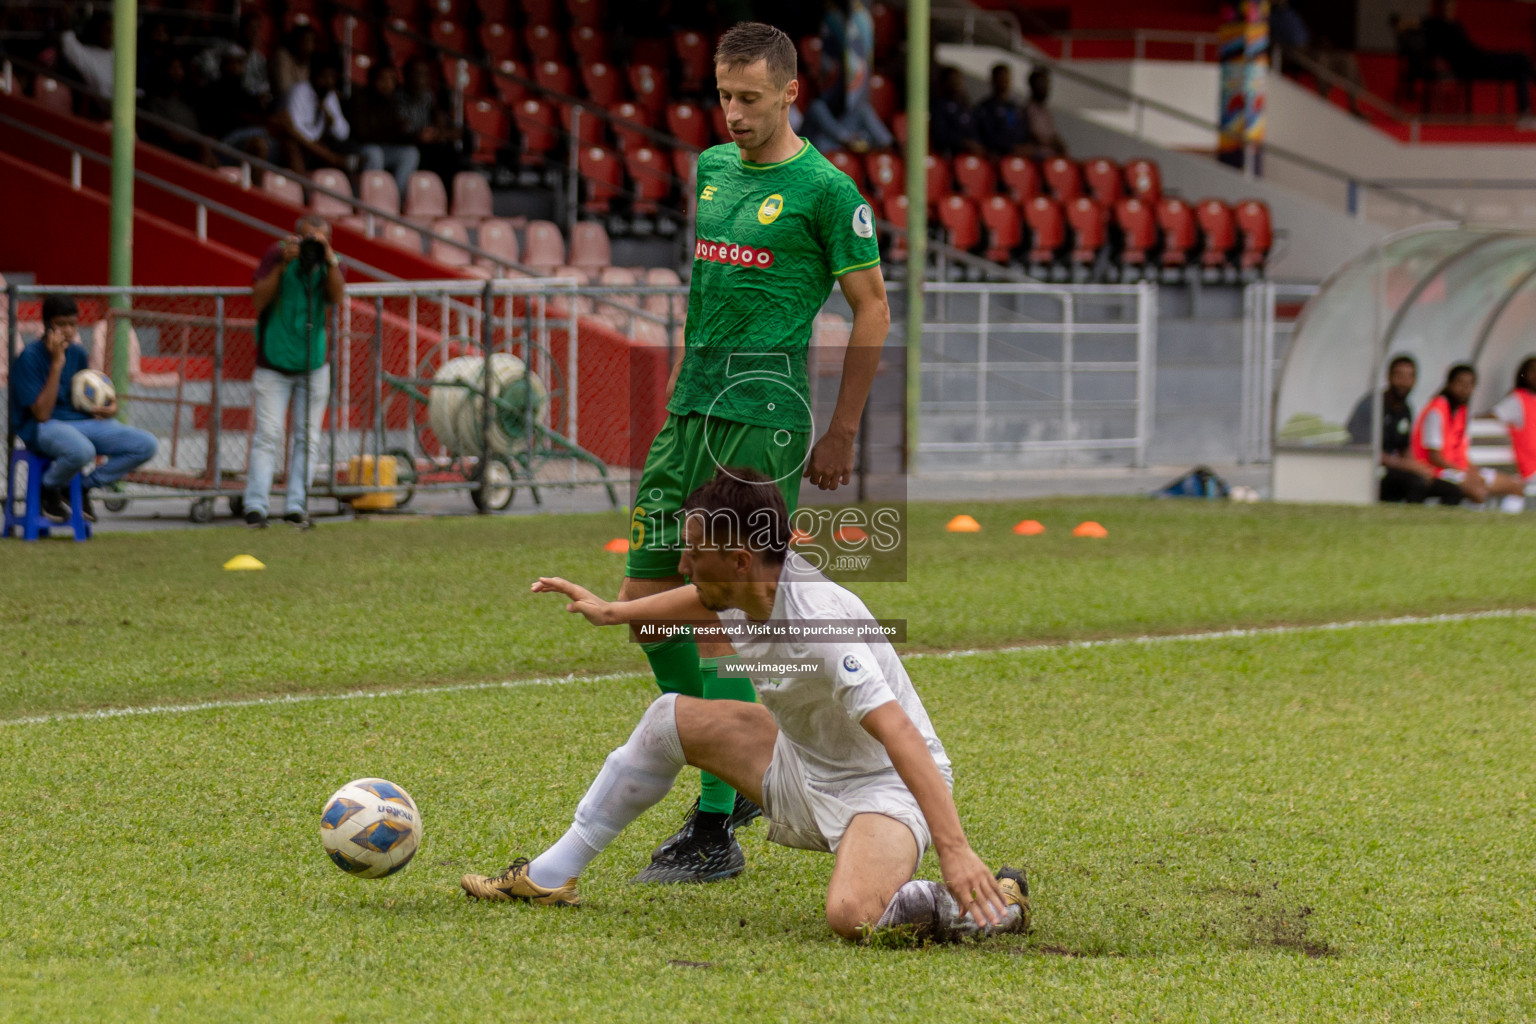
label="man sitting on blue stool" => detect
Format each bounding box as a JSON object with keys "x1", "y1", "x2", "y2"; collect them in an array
[{"x1": 8, "y1": 294, "x2": 158, "y2": 523}]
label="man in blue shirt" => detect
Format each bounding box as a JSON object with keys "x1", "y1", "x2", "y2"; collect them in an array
[
  {"x1": 973, "y1": 64, "x2": 1031, "y2": 158},
  {"x1": 8, "y1": 294, "x2": 157, "y2": 523}
]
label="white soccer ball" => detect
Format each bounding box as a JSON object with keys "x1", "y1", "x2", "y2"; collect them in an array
[
  {"x1": 70, "y1": 369, "x2": 115, "y2": 413},
  {"x1": 320, "y1": 778, "x2": 422, "y2": 879}
]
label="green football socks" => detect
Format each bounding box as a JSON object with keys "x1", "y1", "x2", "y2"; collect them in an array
[
  {"x1": 698, "y1": 655, "x2": 758, "y2": 816},
  {"x1": 641, "y1": 637, "x2": 703, "y2": 698}
]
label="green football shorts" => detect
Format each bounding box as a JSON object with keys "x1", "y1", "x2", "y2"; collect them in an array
[{"x1": 625, "y1": 412, "x2": 809, "y2": 579}]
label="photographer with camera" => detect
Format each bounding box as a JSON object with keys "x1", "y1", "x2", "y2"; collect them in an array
[
  {"x1": 8, "y1": 295, "x2": 158, "y2": 524},
  {"x1": 243, "y1": 216, "x2": 344, "y2": 528}
]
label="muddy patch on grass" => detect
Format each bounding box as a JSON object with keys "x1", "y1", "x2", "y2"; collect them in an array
[{"x1": 1200, "y1": 884, "x2": 1338, "y2": 958}]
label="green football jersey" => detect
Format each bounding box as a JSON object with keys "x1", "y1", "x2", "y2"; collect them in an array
[{"x1": 667, "y1": 139, "x2": 882, "y2": 432}]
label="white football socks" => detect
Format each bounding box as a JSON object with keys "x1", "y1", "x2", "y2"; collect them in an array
[
  {"x1": 874, "y1": 880, "x2": 1023, "y2": 942},
  {"x1": 527, "y1": 693, "x2": 686, "y2": 888},
  {"x1": 1500, "y1": 494, "x2": 1526, "y2": 514}
]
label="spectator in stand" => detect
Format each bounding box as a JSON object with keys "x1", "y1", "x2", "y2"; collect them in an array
[
  {"x1": 1270, "y1": 0, "x2": 1365, "y2": 116},
  {"x1": 1023, "y1": 68, "x2": 1068, "y2": 158},
  {"x1": 7, "y1": 295, "x2": 158, "y2": 525},
  {"x1": 198, "y1": 47, "x2": 274, "y2": 167},
  {"x1": 196, "y1": 11, "x2": 272, "y2": 105},
  {"x1": 1423, "y1": 0, "x2": 1536, "y2": 123},
  {"x1": 1347, "y1": 355, "x2": 1461, "y2": 503},
  {"x1": 59, "y1": 12, "x2": 114, "y2": 102},
  {"x1": 349, "y1": 64, "x2": 421, "y2": 199},
  {"x1": 973, "y1": 63, "x2": 1030, "y2": 158},
  {"x1": 142, "y1": 55, "x2": 212, "y2": 166},
  {"x1": 931, "y1": 65, "x2": 985, "y2": 157},
  {"x1": 397, "y1": 57, "x2": 464, "y2": 182},
  {"x1": 275, "y1": 57, "x2": 352, "y2": 175},
  {"x1": 244, "y1": 216, "x2": 345, "y2": 529},
  {"x1": 1490, "y1": 356, "x2": 1536, "y2": 507},
  {"x1": 272, "y1": 25, "x2": 318, "y2": 102},
  {"x1": 1409, "y1": 363, "x2": 1527, "y2": 509}
]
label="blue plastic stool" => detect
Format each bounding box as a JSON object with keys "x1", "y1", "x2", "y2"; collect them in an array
[{"x1": 3, "y1": 449, "x2": 91, "y2": 542}]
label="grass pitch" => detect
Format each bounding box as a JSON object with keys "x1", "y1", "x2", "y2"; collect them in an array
[{"x1": 1, "y1": 499, "x2": 1533, "y2": 1021}]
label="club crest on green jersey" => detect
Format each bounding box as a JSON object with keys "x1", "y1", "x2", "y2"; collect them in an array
[{"x1": 758, "y1": 194, "x2": 785, "y2": 225}]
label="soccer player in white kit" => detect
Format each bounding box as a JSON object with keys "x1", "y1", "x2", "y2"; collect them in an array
[{"x1": 461, "y1": 469, "x2": 1030, "y2": 942}]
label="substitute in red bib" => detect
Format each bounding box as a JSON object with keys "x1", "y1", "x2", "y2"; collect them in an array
[
  {"x1": 1410, "y1": 363, "x2": 1525, "y2": 510},
  {"x1": 1491, "y1": 355, "x2": 1536, "y2": 510}
]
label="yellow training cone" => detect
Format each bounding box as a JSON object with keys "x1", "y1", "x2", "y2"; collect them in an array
[
  {"x1": 946, "y1": 515, "x2": 982, "y2": 533},
  {"x1": 222, "y1": 554, "x2": 266, "y2": 571},
  {"x1": 1013, "y1": 519, "x2": 1046, "y2": 536},
  {"x1": 603, "y1": 538, "x2": 629, "y2": 553},
  {"x1": 1072, "y1": 521, "x2": 1108, "y2": 538}
]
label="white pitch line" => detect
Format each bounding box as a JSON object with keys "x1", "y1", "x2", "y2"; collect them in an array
[{"x1": 2, "y1": 607, "x2": 1532, "y2": 729}]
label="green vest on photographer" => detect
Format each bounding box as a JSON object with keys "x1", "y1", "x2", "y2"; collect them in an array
[{"x1": 258, "y1": 260, "x2": 331, "y2": 373}]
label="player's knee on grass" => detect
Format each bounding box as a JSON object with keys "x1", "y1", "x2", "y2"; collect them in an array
[{"x1": 825, "y1": 890, "x2": 891, "y2": 941}]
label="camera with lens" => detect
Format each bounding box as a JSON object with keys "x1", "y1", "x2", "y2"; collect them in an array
[{"x1": 297, "y1": 236, "x2": 328, "y2": 273}]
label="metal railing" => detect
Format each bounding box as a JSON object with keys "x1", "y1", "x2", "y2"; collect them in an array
[
  {"x1": 919, "y1": 281, "x2": 1157, "y2": 468},
  {"x1": 1242, "y1": 280, "x2": 1319, "y2": 463}
]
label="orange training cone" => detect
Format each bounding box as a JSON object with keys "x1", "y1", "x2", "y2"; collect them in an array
[
  {"x1": 1072, "y1": 521, "x2": 1108, "y2": 538},
  {"x1": 1013, "y1": 519, "x2": 1046, "y2": 536},
  {"x1": 946, "y1": 515, "x2": 982, "y2": 533},
  {"x1": 603, "y1": 537, "x2": 629, "y2": 553},
  {"x1": 834, "y1": 526, "x2": 868, "y2": 543}
]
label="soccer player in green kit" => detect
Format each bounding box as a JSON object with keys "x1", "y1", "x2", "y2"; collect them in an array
[{"x1": 622, "y1": 21, "x2": 891, "y2": 882}]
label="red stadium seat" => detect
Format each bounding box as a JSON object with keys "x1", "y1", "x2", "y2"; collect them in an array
[
  {"x1": 578, "y1": 146, "x2": 623, "y2": 214},
  {"x1": 382, "y1": 20, "x2": 420, "y2": 65},
  {"x1": 514, "y1": 99, "x2": 560, "y2": 166},
  {"x1": 441, "y1": 59, "x2": 483, "y2": 97},
  {"x1": 1023, "y1": 196, "x2": 1066, "y2": 265},
  {"x1": 451, "y1": 171, "x2": 494, "y2": 224},
  {"x1": 525, "y1": 24, "x2": 563, "y2": 63},
  {"x1": 979, "y1": 196, "x2": 1023, "y2": 263},
  {"x1": 523, "y1": 219, "x2": 567, "y2": 271},
  {"x1": 479, "y1": 22, "x2": 515, "y2": 62},
  {"x1": 1043, "y1": 157, "x2": 1083, "y2": 201},
  {"x1": 1083, "y1": 158, "x2": 1124, "y2": 206},
  {"x1": 536, "y1": 61, "x2": 574, "y2": 97},
  {"x1": 563, "y1": 102, "x2": 606, "y2": 148},
  {"x1": 429, "y1": 219, "x2": 473, "y2": 267},
  {"x1": 884, "y1": 193, "x2": 909, "y2": 260},
  {"x1": 952, "y1": 154, "x2": 997, "y2": 199},
  {"x1": 571, "y1": 26, "x2": 609, "y2": 64},
  {"x1": 475, "y1": 217, "x2": 520, "y2": 271},
  {"x1": 666, "y1": 103, "x2": 711, "y2": 150},
  {"x1": 331, "y1": 14, "x2": 374, "y2": 58},
  {"x1": 567, "y1": 0, "x2": 605, "y2": 28},
  {"x1": 630, "y1": 64, "x2": 669, "y2": 119},
  {"x1": 1124, "y1": 158, "x2": 1162, "y2": 202},
  {"x1": 359, "y1": 170, "x2": 401, "y2": 215},
  {"x1": 798, "y1": 36, "x2": 823, "y2": 77},
  {"x1": 1066, "y1": 196, "x2": 1108, "y2": 267},
  {"x1": 892, "y1": 111, "x2": 908, "y2": 147},
  {"x1": 404, "y1": 171, "x2": 450, "y2": 224},
  {"x1": 347, "y1": 52, "x2": 374, "y2": 88},
  {"x1": 998, "y1": 156, "x2": 1040, "y2": 200},
  {"x1": 709, "y1": 105, "x2": 730, "y2": 144},
  {"x1": 1196, "y1": 199, "x2": 1237, "y2": 268},
  {"x1": 632, "y1": 37, "x2": 671, "y2": 66},
  {"x1": 867, "y1": 73, "x2": 897, "y2": 124},
  {"x1": 1155, "y1": 197, "x2": 1197, "y2": 268},
  {"x1": 465, "y1": 99, "x2": 508, "y2": 165},
  {"x1": 626, "y1": 146, "x2": 673, "y2": 214},
  {"x1": 262, "y1": 172, "x2": 305, "y2": 208},
  {"x1": 924, "y1": 154, "x2": 952, "y2": 212},
  {"x1": 937, "y1": 194, "x2": 982, "y2": 252},
  {"x1": 866, "y1": 151, "x2": 904, "y2": 199},
  {"x1": 428, "y1": 0, "x2": 467, "y2": 21},
  {"x1": 431, "y1": 20, "x2": 466, "y2": 54},
  {"x1": 827, "y1": 150, "x2": 868, "y2": 193},
  {"x1": 1114, "y1": 197, "x2": 1157, "y2": 271},
  {"x1": 675, "y1": 31, "x2": 712, "y2": 94},
  {"x1": 493, "y1": 60, "x2": 527, "y2": 105},
  {"x1": 1235, "y1": 199, "x2": 1273, "y2": 271},
  {"x1": 583, "y1": 62, "x2": 623, "y2": 107},
  {"x1": 611, "y1": 101, "x2": 651, "y2": 151},
  {"x1": 380, "y1": 222, "x2": 424, "y2": 254},
  {"x1": 569, "y1": 220, "x2": 612, "y2": 267},
  {"x1": 309, "y1": 168, "x2": 353, "y2": 218}
]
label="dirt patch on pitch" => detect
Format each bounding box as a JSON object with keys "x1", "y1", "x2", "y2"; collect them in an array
[{"x1": 1200, "y1": 883, "x2": 1338, "y2": 958}]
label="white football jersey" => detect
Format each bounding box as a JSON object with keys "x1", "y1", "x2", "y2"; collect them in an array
[{"x1": 716, "y1": 553, "x2": 952, "y2": 785}]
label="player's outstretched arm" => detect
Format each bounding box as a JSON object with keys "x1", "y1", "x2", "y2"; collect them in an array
[
  {"x1": 531, "y1": 577, "x2": 717, "y2": 628},
  {"x1": 805, "y1": 266, "x2": 890, "y2": 491},
  {"x1": 860, "y1": 700, "x2": 1008, "y2": 928}
]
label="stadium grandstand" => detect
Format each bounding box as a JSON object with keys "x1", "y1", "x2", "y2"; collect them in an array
[{"x1": 3, "y1": 0, "x2": 1536, "y2": 511}]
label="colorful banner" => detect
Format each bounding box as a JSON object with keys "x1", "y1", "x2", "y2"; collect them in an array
[{"x1": 1217, "y1": 2, "x2": 1247, "y2": 169}]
